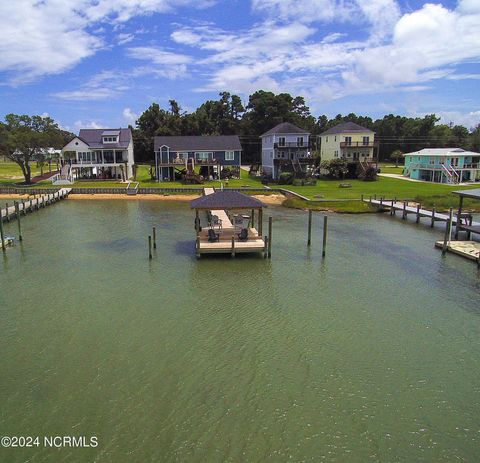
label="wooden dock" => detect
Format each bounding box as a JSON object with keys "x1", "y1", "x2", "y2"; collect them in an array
[
  {"x1": 0, "y1": 188, "x2": 72, "y2": 222},
  {"x1": 364, "y1": 198, "x2": 480, "y2": 231},
  {"x1": 191, "y1": 188, "x2": 267, "y2": 257}
]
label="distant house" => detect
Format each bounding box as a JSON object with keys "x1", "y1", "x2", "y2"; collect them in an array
[
  {"x1": 403, "y1": 148, "x2": 480, "y2": 183},
  {"x1": 260, "y1": 122, "x2": 311, "y2": 180},
  {"x1": 319, "y1": 122, "x2": 377, "y2": 163},
  {"x1": 153, "y1": 135, "x2": 242, "y2": 182},
  {"x1": 60, "y1": 128, "x2": 134, "y2": 183}
]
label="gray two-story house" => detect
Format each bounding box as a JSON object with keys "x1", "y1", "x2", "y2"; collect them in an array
[
  {"x1": 260, "y1": 122, "x2": 311, "y2": 179},
  {"x1": 153, "y1": 135, "x2": 242, "y2": 182}
]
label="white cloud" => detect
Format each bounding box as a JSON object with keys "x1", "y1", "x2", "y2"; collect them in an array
[
  {"x1": 437, "y1": 111, "x2": 480, "y2": 130},
  {"x1": 127, "y1": 47, "x2": 193, "y2": 78},
  {"x1": 123, "y1": 108, "x2": 139, "y2": 125},
  {"x1": 117, "y1": 33, "x2": 135, "y2": 45},
  {"x1": 0, "y1": 0, "x2": 215, "y2": 82},
  {"x1": 74, "y1": 120, "x2": 103, "y2": 129},
  {"x1": 170, "y1": 0, "x2": 480, "y2": 107},
  {"x1": 52, "y1": 70, "x2": 130, "y2": 100}
]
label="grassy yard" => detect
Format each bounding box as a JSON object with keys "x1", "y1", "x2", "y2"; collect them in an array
[
  {"x1": 379, "y1": 163, "x2": 405, "y2": 175},
  {"x1": 1, "y1": 162, "x2": 479, "y2": 211}
]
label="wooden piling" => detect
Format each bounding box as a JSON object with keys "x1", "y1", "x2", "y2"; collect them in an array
[
  {"x1": 251, "y1": 209, "x2": 255, "y2": 229},
  {"x1": 153, "y1": 227, "x2": 157, "y2": 249},
  {"x1": 431, "y1": 206, "x2": 436, "y2": 228},
  {"x1": 322, "y1": 215, "x2": 328, "y2": 258},
  {"x1": 22, "y1": 200, "x2": 26, "y2": 215},
  {"x1": 402, "y1": 201, "x2": 407, "y2": 220},
  {"x1": 0, "y1": 216, "x2": 5, "y2": 252},
  {"x1": 196, "y1": 234, "x2": 200, "y2": 258},
  {"x1": 148, "y1": 235, "x2": 152, "y2": 259},
  {"x1": 416, "y1": 204, "x2": 421, "y2": 223},
  {"x1": 231, "y1": 235, "x2": 235, "y2": 258},
  {"x1": 390, "y1": 200, "x2": 394, "y2": 216},
  {"x1": 442, "y1": 208, "x2": 453, "y2": 256},
  {"x1": 307, "y1": 209, "x2": 312, "y2": 246},
  {"x1": 258, "y1": 208, "x2": 263, "y2": 236},
  {"x1": 6, "y1": 203, "x2": 10, "y2": 222},
  {"x1": 15, "y1": 202, "x2": 22, "y2": 241},
  {"x1": 268, "y1": 216, "x2": 272, "y2": 258},
  {"x1": 264, "y1": 235, "x2": 268, "y2": 258}
]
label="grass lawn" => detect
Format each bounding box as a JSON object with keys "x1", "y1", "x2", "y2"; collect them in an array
[
  {"x1": 0, "y1": 162, "x2": 50, "y2": 181},
  {"x1": 379, "y1": 163, "x2": 405, "y2": 174},
  {"x1": 1, "y1": 162, "x2": 479, "y2": 211}
]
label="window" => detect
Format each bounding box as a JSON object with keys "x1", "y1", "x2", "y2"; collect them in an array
[
  {"x1": 103, "y1": 136, "x2": 118, "y2": 143},
  {"x1": 195, "y1": 152, "x2": 212, "y2": 160},
  {"x1": 225, "y1": 151, "x2": 235, "y2": 161},
  {"x1": 278, "y1": 137, "x2": 286, "y2": 147},
  {"x1": 344, "y1": 136, "x2": 352, "y2": 145},
  {"x1": 362, "y1": 136, "x2": 369, "y2": 146},
  {"x1": 297, "y1": 137, "x2": 304, "y2": 147}
]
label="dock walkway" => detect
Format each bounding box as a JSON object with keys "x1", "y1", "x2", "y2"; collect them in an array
[
  {"x1": 0, "y1": 188, "x2": 72, "y2": 222},
  {"x1": 364, "y1": 198, "x2": 480, "y2": 230}
]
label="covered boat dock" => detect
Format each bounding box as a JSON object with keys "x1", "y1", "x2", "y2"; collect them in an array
[
  {"x1": 453, "y1": 188, "x2": 480, "y2": 239},
  {"x1": 190, "y1": 190, "x2": 268, "y2": 257}
]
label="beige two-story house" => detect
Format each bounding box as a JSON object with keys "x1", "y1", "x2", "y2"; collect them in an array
[{"x1": 320, "y1": 122, "x2": 377, "y2": 163}]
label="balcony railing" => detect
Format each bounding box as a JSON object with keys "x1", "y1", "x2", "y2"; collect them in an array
[
  {"x1": 407, "y1": 162, "x2": 480, "y2": 170},
  {"x1": 340, "y1": 142, "x2": 378, "y2": 148},
  {"x1": 274, "y1": 142, "x2": 308, "y2": 148}
]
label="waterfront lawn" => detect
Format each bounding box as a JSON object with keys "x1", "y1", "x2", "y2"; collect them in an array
[
  {"x1": 379, "y1": 163, "x2": 405, "y2": 174},
  {"x1": 0, "y1": 162, "x2": 47, "y2": 181}
]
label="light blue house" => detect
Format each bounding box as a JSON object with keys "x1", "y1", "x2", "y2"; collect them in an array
[{"x1": 403, "y1": 148, "x2": 480, "y2": 183}]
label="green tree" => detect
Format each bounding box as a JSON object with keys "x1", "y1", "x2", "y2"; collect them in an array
[
  {"x1": 320, "y1": 158, "x2": 349, "y2": 179},
  {"x1": 0, "y1": 114, "x2": 68, "y2": 184},
  {"x1": 390, "y1": 149, "x2": 404, "y2": 167}
]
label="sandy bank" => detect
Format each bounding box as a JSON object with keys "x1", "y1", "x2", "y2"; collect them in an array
[
  {"x1": 68, "y1": 193, "x2": 201, "y2": 201},
  {"x1": 253, "y1": 194, "x2": 285, "y2": 205}
]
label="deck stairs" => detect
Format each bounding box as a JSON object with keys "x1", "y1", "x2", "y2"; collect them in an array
[
  {"x1": 441, "y1": 164, "x2": 460, "y2": 183},
  {"x1": 51, "y1": 165, "x2": 74, "y2": 185},
  {"x1": 126, "y1": 181, "x2": 139, "y2": 195}
]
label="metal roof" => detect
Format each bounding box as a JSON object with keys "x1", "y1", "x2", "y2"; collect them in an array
[
  {"x1": 77, "y1": 128, "x2": 132, "y2": 149},
  {"x1": 102, "y1": 130, "x2": 120, "y2": 136},
  {"x1": 320, "y1": 122, "x2": 374, "y2": 136},
  {"x1": 452, "y1": 188, "x2": 480, "y2": 200},
  {"x1": 261, "y1": 122, "x2": 309, "y2": 137},
  {"x1": 190, "y1": 191, "x2": 266, "y2": 209},
  {"x1": 403, "y1": 148, "x2": 478, "y2": 157},
  {"x1": 154, "y1": 135, "x2": 242, "y2": 152}
]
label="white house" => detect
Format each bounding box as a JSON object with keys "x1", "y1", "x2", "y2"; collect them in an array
[
  {"x1": 320, "y1": 122, "x2": 377, "y2": 163},
  {"x1": 260, "y1": 122, "x2": 311, "y2": 179},
  {"x1": 58, "y1": 128, "x2": 135, "y2": 184}
]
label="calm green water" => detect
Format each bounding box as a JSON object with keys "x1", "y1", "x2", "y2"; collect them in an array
[{"x1": 1, "y1": 200, "x2": 479, "y2": 462}]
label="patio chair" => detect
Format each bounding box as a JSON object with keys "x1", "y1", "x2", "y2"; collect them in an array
[
  {"x1": 237, "y1": 228, "x2": 249, "y2": 241},
  {"x1": 208, "y1": 228, "x2": 220, "y2": 242}
]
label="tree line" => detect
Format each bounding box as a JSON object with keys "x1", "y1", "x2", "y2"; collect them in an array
[
  {"x1": 1, "y1": 90, "x2": 480, "y2": 183},
  {"x1": 132, "y1": 91, "x2": 480, "y2": 163}
]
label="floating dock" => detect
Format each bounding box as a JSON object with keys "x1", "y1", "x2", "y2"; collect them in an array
[{"x1": 434, "y1": 240, "x2": 480, "y2": 264}]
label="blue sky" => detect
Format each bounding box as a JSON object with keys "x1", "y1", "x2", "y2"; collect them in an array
[{"x1": 0, "y1": 0, "x2": 479, "y2": 132}]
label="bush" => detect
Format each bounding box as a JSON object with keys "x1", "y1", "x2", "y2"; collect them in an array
[
  {"x1": 320, "y1": 159, "x2": 349, "y2": 179},
  {"x1": 278, "y1": 172, "x2": 293, "y2": 185}
]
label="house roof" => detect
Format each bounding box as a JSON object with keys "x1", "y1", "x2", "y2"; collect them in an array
[
  {"x1": 320, "y1": 122, "x2": 374, "y2": 136},
  {"x1": 261, "y1": 122, "x2": 309, "y2": 137},
  {"x1": 190, "y1": 191, "x2": 265, "y2": 210},
  {"x1": 77, "y1": 128, "x2": 132, "y2": 149},
  {"x1": 154, "y1": 135, "x2": 242, "y2": 152},
  {"x1": 404, "y1": 148, "x2": 478, "y2": 157},
  {"x1": 453, "y1": 188, "x2": 480, "y2": 200}
]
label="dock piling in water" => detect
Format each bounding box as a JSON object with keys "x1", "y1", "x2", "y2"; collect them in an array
[
  {"x1": 153, "y1": 227, "x2": 157, "y2": 249},
  {"x1": 307, "y1": 210, "x2": 312, "y2": 246},
  {"x1": 322, "y1": 215, "x2": 328, "y2": 258},
  {"x1": 0, "y1": 216, "x2": 5, "y2": 252},
  {"x1": 442, "y1": 208, "x2": 453, "y2": 256},
  {"x1": 268, "y1": 216, "x2": 272, "y2": 258},
  {"x1": 15, "y1": 202, "x2": 22, "y2": 241},
  {"x1": 148, "y1": 235, "x2": 152, "y2": 259}
]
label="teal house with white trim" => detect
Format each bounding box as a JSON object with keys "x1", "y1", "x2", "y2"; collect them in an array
[{"x1": 403, "y1": 148, "x2": 480, "y2": 183}]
